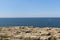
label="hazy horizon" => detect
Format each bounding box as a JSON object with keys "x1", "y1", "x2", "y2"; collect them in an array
[{"x1": 0, "y1": 0, "x2": 60, "y2": 18}]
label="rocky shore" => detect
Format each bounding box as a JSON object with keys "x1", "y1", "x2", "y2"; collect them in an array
[{"x1": 0, "y1": 26, "x2": 60, "y2": 40}]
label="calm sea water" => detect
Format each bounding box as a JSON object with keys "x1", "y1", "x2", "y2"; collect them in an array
[{"x1": 0, "y1": 18, "x2": 60, "y2": 27}]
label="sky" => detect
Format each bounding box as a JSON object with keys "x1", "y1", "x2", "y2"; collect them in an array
[{"x1": 0, "y1": 0, "x2": 60, "y2": 18}]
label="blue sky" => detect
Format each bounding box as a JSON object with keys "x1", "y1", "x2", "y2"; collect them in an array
[{"x1": 0, "y1": 0, "x2": 60, "y2": 17}]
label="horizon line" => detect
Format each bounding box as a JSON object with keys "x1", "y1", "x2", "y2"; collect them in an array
[{"x1": 0, "y1": 17, "x2": 60, "y2": 18}]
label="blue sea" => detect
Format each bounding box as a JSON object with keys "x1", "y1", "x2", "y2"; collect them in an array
[{"x1": 0, "y1": 18, "x2": 60, "y2": 27}]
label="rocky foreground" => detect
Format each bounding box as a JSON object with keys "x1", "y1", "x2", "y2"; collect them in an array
[{"x1": 0, "y1": 26, "x2": 60, "y2": 40}]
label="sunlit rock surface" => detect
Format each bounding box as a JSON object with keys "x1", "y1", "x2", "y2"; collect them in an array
[{"x1": 0, "y1": 26, "x2": 60, "y2": 40}]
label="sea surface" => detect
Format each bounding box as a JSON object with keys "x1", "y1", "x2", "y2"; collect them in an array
[{"x1": 0, "y1": 18, "x2": 60, "y2": 27}]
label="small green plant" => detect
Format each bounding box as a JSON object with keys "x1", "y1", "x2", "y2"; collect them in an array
[
  {"x1": 0, "y1": 35, "x2": 9, "y2": 40},
  {"x1": 24, "y1": 37, "x2": 31, "y2": 40}
]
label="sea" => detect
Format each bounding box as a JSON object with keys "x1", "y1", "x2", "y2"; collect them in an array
[{"x1": 0, "y1": 18, "x2": 60, "y2": 27}]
